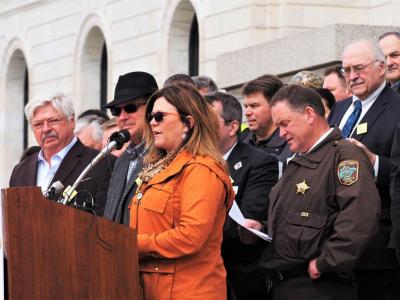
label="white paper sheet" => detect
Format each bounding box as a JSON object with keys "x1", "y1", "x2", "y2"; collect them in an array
[{"x1": 228, "y1": 200, "x2": 272, "y2": 242}]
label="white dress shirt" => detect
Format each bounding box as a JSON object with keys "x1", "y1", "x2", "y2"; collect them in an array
[{"x1": 36, "y1": 137, "x2": 77, "y2": 192}]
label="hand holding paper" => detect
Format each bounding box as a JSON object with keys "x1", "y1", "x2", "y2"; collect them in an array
[{"x1": 228, "y1": 200, "x2": 272, "y2": 242}]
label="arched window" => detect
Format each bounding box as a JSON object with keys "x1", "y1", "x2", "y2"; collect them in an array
[
  {"x1": 3, "y1": 49, "x2": 28, "y2": 182},
  {"x1": 23, "y1": 67, "x2": 29, "y2": 149},
  {"x1": 80, "y1": 27, "x2": 107, "y2": 112},
  {"x1": 100, "y1": 42, "x2": 107, "y2": 110},
  {"x1": 168, "y1": 0, "x2": 199, "y2": 75},
  {"x1": 6, "y1": 50, "x2": 28, "y2": 150},
  {"x1": 189, "y1": 14, "x2": 199, "y2": 76}
]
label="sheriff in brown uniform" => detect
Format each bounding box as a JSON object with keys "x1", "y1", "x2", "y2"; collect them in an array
[{"x1": 261, "y1": 84, "x2": 380, "y2": 300}]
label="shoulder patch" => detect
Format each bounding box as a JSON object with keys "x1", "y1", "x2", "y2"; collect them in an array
[{"x1": 338, "y1": 160, "x2": 359, "y2": 185}]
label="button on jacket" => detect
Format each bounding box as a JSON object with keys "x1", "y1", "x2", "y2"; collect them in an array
[
  {"x1": 129, "y1": 150, "x2": 234, "y2": 300},
  {"x1": 261, "y1": 128, "x2": 380, "y2": 273}
]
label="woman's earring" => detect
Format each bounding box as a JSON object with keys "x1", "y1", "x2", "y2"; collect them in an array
[{"x1": 182, "y1": 131, "x2": 187, "y2": 141}]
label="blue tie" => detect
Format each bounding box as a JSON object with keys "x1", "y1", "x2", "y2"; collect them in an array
[{"x1": 341, "y1": 100, "x2": 362, "y2": 138}]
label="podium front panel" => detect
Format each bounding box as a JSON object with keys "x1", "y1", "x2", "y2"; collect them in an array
[{"x1": 2, "y1": 187, "x2": 139, "y2": 299}]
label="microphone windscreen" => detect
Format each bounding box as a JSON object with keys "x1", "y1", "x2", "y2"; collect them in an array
[
  {"x1": 118, "y1": 129, "x2": 130, "y2": 143},
  {"x1": 52, "y1": 181, "x2": 64, "y2": 193},
  {"x1": 109, "y1": 129, "x2": 130, "y2": 150}
]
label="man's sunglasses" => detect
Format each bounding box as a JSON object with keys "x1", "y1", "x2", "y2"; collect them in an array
[{"x1": 110, "y1": 103, "x2": 145, "y2": 117}]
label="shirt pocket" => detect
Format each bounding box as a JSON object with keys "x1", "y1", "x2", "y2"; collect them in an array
[
  {"x1": 141, "y1": 183, "x2": 173, "y2": 214},
  {"x1": 286, "y1": 211, "x2": 327, "y2": 259},
  {"x1": 140, "y1": 260, "x2": 176, "y2": 300}
]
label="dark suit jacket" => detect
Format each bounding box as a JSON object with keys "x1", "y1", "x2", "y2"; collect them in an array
[
  {"x1": 222, "y1": 140, "x2": 278, "y2": 300},
  {"x1": 9, "y1": 139, "x2": 115, "y2": 216},
  {"x1": 328, "y1": 83, "x2": 400, "y2": 269}
]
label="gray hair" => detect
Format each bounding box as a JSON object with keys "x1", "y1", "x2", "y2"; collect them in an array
[
  {"x1": 25, "y1": 91, "x2": 75, "y2": 123},
  {"x1": 378, "y1": 31, "x2": 400, "y2": 41},
  {"x1": 192, "y1": 75, "x2": 218, "y2": 92},
  {"x1": 342, "y1": 39, "x2": 385, "y2": 62},
  {"x1": 74, "y1": 116, "x2": 104, "y2": 143}
]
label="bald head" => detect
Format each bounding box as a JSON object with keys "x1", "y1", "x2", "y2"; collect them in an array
[
  {"x1": 341, "y1": 39, "x2": 386, "y2": 100},
  {"x1": 342, "y1": 39, "x2": 385, "y2": 62}
]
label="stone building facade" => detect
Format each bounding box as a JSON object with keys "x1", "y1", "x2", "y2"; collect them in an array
[{"x1": 0, "y1": 0, "x2": 399, "y2": 187}]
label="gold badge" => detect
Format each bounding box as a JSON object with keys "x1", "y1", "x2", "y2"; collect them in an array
[
  {"x1": 338, "y1": 160, "x2": 359, "y2": 185},
  {"x1": 296, "y1": 180, "x2": 310, "y2": 195},
  {"x1": 356, "y1": 123, "x2": 368, "y2": 135}
]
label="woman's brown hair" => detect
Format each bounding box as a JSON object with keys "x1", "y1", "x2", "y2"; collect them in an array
[{"x1": 143, "y1": 83, "x2": 225, "y2": 168}]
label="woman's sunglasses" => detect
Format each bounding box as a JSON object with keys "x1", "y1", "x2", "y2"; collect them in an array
[
  {"x1": 110, "y1": 102, "x2": 145, "y2": 117},
  {"x1": 149, "y1": 111, "x2": 182, "y2": 122}
]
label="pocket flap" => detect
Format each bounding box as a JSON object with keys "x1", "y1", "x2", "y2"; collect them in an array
[
  {"x1": 140, "y1": 183, "x2": 172, "y2": 214},
  {"x1": 139, "y1": 259, "x2": 176, "y2": 274},
  {"x1": 286, "y1": 211, "x2": 327, "y2": 228}
]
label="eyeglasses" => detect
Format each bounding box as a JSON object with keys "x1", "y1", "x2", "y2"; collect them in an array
[
  {"x1": 340, "y1": 60, "x2": 380, "y2": 77},
  {"x1": 219, "y1": 118, "x2": 234, "y2": 125},
  {"x1": 32, "y1": 117, "x2": 65, "y2": 130},
  {"x1": 149, "y1": 111, "x2": 181, "y2": 122},
  {"x1": 110, "y1": 102, "x2": 145, "y2": 117}
]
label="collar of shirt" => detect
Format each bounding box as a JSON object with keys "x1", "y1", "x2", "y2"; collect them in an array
[
  {"x1": 37, "y1": 136, "x2": 77, "y2": 165},
  {"x1": 126, "y1": 141, "x2": 147, "y2": 182},
  {"x1": 248, "y1": 128, "x2": 284, "y2": 147},
  {"x1": 126, "y1": 141, "x2": 146, "y2": 157},
  {"x1": 37, "y1": 137, "x2": 77, "y2": 191},
  {"x1": 307, "y1": 127, "x2": 334, "y2": 153},
  {"x1": 223, "y1": 142, "x2": 237, "y2": 160},
  {"x1": 339, "y1": 81, "x2": 386, "y2": 132}
]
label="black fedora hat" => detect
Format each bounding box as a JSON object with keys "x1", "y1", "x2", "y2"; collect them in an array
[{"x1": 104, "y1": 71, "x2": 158, "y2": 108}]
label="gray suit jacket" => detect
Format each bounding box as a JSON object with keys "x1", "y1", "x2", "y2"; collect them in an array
[{"x1": 104, "y1": 142, "x2": 146, "y2": 224}]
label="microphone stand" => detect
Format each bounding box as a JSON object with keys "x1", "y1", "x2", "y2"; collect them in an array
[
  {"x1": 61, "y1": 142, "x2": 116, "y2": 204},
  {"x1": 60, "y1": 129, "x2": 130, "y2": 205}
]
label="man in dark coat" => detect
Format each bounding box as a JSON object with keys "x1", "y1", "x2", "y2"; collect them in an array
[
  {"x1": 241, "y1": 74, "x2": 292, "y2": 164},
  {"x1": 263, "y1": 84, "x2": 380, "y2": 300},
  {"x1": 328, "y1": 39, "x2": 400, "y2": 299},
  {"x1": 9, "y1": 92, "x2": 115, "y2": 215},
  {"x1": 378, "y1": 31, "x2": 400, "y2": 93},
  {"x1": 205, "y1": 91, "x2": 278, "y2": 300},
  {"x1": 103, "y1": 71, "x2": 158, "y2": 225}
]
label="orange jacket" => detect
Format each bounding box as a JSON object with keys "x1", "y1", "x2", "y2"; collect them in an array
[{"x1": 130, "y1": 150, "x2": 234, "y2": 300}]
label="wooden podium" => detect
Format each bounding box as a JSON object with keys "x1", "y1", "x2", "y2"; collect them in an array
[{"x1": 1, "y1": 187, "x2": 139, "y2": 299}]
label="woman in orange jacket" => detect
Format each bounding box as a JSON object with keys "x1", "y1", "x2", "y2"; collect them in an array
[{"x1": 129, "y1": 83, "x2": 234, "y2": 299}]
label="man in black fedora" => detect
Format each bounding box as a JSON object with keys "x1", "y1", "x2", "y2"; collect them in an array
[{"x1": 103, "y1": 71, "x2": 158, "y2": 224}]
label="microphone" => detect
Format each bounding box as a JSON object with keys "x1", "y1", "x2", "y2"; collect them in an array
[
  {"x1": 109, "y1": 129, "x2": 130, "y2": 150},
  {"x1": 59, "y1": 129, "x2": 130, "y2": 205},
  {"x1": 43, "y1": 180, "x2": 64, "y2": 201}
]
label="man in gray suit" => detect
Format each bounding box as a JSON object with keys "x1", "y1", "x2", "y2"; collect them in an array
[{"x1": 103, "y1": 71, "x2": 158, "y2": 224}]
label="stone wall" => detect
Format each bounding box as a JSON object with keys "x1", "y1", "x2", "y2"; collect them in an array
[{"x1": 1, "y1": 0, "x2": 400, "y2": 187}]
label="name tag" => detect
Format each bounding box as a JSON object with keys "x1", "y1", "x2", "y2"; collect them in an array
[{"x1": 357, "y1": 123, "x2": 367, "y2": 135}]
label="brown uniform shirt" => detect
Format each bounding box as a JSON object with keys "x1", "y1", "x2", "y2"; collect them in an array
[{"x1": 261, "y1": 128, "x2": 380, "y2": 274}]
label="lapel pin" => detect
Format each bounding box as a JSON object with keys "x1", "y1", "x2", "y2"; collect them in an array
[{"x1": 234, "y1": 161, "x2": 242, "y2": 170}]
